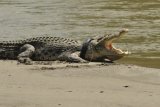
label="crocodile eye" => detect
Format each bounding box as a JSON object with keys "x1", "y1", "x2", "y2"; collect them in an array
[
  {"x1": 95, "y1": 46, "x2": 102, "y2": 50},
  {"x1": 97, "y1": 37, "x2": 103, "y2": 42}
]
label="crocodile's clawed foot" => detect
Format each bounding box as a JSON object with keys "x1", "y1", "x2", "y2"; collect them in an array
[
  {"x1": 17, "y1": 57, "x2": 33, "y2": 65},
  {"x1": 79, "y1": 59, "x2": 89, "y2": 63}
]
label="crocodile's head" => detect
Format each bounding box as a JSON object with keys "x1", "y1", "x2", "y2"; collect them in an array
[{"x1": 83, "y1": 28, "x2": 129, "y2": 62}]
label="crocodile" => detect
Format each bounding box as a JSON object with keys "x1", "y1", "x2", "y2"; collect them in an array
[{"x1": 0, "y1": 28, "x2": 129, "y2": 64}]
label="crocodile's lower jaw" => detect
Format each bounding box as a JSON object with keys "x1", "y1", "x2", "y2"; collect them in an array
[{"x1": 105, "y1": 43, "x2": 129, "y2": 55}]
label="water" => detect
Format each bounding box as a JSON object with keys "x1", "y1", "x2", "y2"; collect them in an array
[{"x1": 0, "y1": 0, "x2": 159, "y2": 68}]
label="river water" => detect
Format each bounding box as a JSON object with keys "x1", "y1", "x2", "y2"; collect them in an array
[{"x1": 0, "y1": 0, "x2": 159, "y2": 68}]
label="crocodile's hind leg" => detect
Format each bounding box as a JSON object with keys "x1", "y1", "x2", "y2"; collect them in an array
[
  {"x1": 58, "y1": 51, "x2": 88, "y2": 63},
  {"x1": 17, "y1": 44, "x2": 35, "y2": 65}
]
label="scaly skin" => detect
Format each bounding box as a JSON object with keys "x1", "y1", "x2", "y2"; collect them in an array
[{"x1": 0, "y1": 29, "x2": 129, "y2": 64}]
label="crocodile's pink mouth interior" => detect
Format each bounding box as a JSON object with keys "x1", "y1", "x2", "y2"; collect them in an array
[
  {"x1": 106, "y1": 43, "x2": 113, "y2": 50},
  {"x1": 105, "y1": 41, "x2": 126, "y2": 54},
  {"x1": 105, "y1": 41, "x2": 115, "y2": 51}
]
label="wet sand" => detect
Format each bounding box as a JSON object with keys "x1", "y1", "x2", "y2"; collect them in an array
[{"x1": 0, "y1": 60, "x2": 160, "y2": 107}]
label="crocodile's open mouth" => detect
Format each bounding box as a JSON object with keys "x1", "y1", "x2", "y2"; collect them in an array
[
  {"x1": 104, "y1": 28, "x2": 130, "y2": 55},
  {"x1": 105, "y1": 41, "x2": 129, "y2": 55}
]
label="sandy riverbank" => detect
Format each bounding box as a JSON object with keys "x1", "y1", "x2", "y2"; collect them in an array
[{"x1": 0, "y1": 60, "x2": 160, "y2": 107}]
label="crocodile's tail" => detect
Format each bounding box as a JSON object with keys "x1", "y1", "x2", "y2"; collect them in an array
[
  {"x1": 0, "y1": 47, "x2": 19, "y2": 60},
  {"x1": 0, "y1": 48, "x2": 19, "y2": 60},
  {"x1": 0, "y1": 40, "x2": 22, "y2": 60}
]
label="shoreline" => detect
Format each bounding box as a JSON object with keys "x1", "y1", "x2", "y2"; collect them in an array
[
  {"x1": 0, "y1": 60, "x2": 160, "y2": 107},
  {"x1": 117, "y1": 57, "x2": 160, "y2": 69}
]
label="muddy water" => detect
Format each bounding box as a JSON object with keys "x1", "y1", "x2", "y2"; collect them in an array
[{"x1": 0, "y1": 0, "x2": 159, "y2": 68}]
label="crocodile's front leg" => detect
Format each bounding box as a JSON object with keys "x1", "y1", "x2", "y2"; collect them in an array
[
  {"x1": 17, "y1": 44, "x2": 35, "y2": 65},
  {"x1": 58, "y1": 51, "x2": 88, "y2": 63}
]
